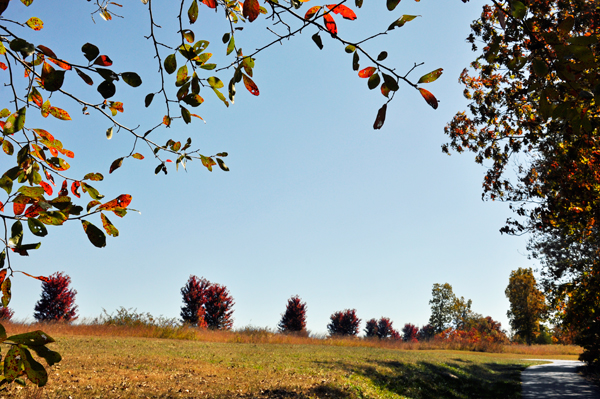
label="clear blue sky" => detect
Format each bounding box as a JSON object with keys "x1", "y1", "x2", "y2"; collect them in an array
[{"x1": 3, "y1": 0, "x2": 535, "y2": 335}]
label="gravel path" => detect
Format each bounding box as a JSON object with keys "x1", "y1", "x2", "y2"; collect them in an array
[{"x1": 522, "y1": 359, "x2": 600, "y2": 398}]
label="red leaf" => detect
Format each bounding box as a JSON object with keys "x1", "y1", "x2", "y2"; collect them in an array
[
  {"x1": 242, "y1": 74, "x2": 259, "y2": 96},
  {"x1": 323, "y1": 13, "x2": 337, "y2": 35},
  {"x1": 48, "y1": 57, "x2": 72, "y2": 70},
  {"x1": 49, "y1": 106, "x2": 71, "y2": 120},
  {"x1": 98, "y1": 194, "x2": 132, "y2": 211},
  {"x1": 304, "y1": 6, "x2": 321, "y2": 19},
  {"x1": 0, "y1": 62, "x2": 7, "y2": 71},
  {"x1": 71, "y1": 181, "x2": 81, "y2": 198},
  {"x1": 373, "y1": 104, "x2": 387, "y2": 130},
  {"x1": 418, "y1": 88, "x2": 438, "y2": 109},
  {"x1": 109, "y1": 157, "x2": 124, "y2": 174},
  {"x1": 75, "y1": 68, "x2": 93, "y2": 85},
  {"x1": 18, "y1": 271, "x2": 49, "y2": 283},
  {"x1": 0, "y1": 201, "x2": 4, "y2": 212},
  {"x1": 13, "y1": 202, "x2": 26, "y2": 216},
  {"x1": 93, "y1": 55, "x2": 113, "y2": 67},
  {"x1": 24, "y1": 204, "x2": 42, "y2": 218},
  {"x1": 202, "y1": 0, "x2": 217, "y2": 8},
  {"x1": 45, "y1": 170, "x2": 55, "y2": 186},
  {"x1": 163, "y1": 115, "x2": 172, "y2": 127},
  {"x1": 40, "y1": 181, "x2": 53, "y2": 196},
  {"x1": 326, "y1": 4, "x2": 357, "y2": 20},
  {"x1": 358, "y1": 67, "x2": 376, "y2": 78},
  {"x1": 37, "y1": 45, "x2": 57, "y2": 58},
  {"x1": 59, "y1": 180, "x2": 68, "y2": 196},
  {"x1": 243, "y1": 0, "x2": 260, "y2": 22}
]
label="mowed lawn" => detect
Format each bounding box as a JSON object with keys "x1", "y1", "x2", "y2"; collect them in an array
[{"x1": 1, "y1": 332, "x2": 576, "y2": 399}]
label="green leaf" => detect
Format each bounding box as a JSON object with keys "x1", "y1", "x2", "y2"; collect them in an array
[
  {"x1": 22, "y1": 347, "x2": 48, "y2": 387},
  {"x1": 100, "y1": 213, "x2": 119, "y2": 237},
  {"x1": 183, "y1": 93, "x2": 204, "y2": 107},
  {"x1": 82, "y1": 43, "x2": 100, "y2": 62},
  {"x1": 17, "y1": 186, "x2": 45, "y2": 198},
  {"x1": 7, "y1": 330, "x2": 55, "y2": 346},
  {"x1": 388, "y1": 15, "x2": 417, "y2": 30},
  {"x1": 176, "y1": 65, "x2": 189, "y2": 87},
  {"x1": 188, "y1": 0, "x2": 199, "y2": 24},
  {"x1": 208, "y1": 76, "x2": 224, "y2": 89},
  {"x1": 10, "y1": 38, "x2": 35, "y2": 58},
  {"x1": 28, "y1": 345, "x2": 61, "y2": 367},
  {"x1": 83, "y1": 172, "x2": 104, "y2": 181},
  {"x1": 0, "y1": 322, "x2": 6, "y2": 341},
  {"x1": 511, "y1": 1, "x2": 526, "y2": 19},
  {"x1": 222, "y1": 33, "x2": 230, "y2": 44},
  {"x1": 121, "y1": 72, "x2": 142, "y2": 87},
  {"x1": 386, "y1": 0, "x2": 400, "y2": 11},
  {"x1": 81, "y1": 220, "x2": 106, "y2": 248},
  {"x1": 217, "y1": 158, "x2": 229, "y2": 171},
  {"x1": 9, "y1": 221, "x2": 23, "y2": 248},
  {"x1": 0, "y1": 175, "x2": 13, "y2": 195},
  {"x1": 226, "y1": 36, "x2": 235, "y2": 56},
  {"x1": 97, "y1": 80, "x2": 116, "y2": 99},
  {"x1": 3, "y1": 345, "x2": 22, "y2": 381},
  {"x1": 377, "y1": 51, "x2": 388, "y2": 61},
  {"x1": 312, "y1": 33, "x2": 323, "y2": 50},
  {"x1": 3, "y1": 107, "x2": 26, "y2": 134},
  {"x1": 382, "y1": 73, "x2": 399, "y2": 91},
  {"x1": 145, "y1": 93, "x2": 155, "y2": 107},
  {"x1": 164, "y1": 54, "x2": 177, "y2": 75},
  {"x1": 82, "y1": 183, "x2": 104, "y2": 200},
  {"x1": 352, "y1": 52, "x2": 359, "y2": 71},
  {"x1": 1, "y1": 277, "x2": 11, "y2": 307},
  {"x1": 28, "y1": 217, "x2": 48, "y2": 237},
  {"x1": 37, "y1": 211, "x2": 67, "y2": 226},
  {"x1": 368, "y1": 73, "x2": 380, "y2": 90},
  {"x1": 417, "y1": 68, "x2": 443, "y2": 84},
  {"x1": 181, "y1": 106, "x2": 191, "y2": 124}
]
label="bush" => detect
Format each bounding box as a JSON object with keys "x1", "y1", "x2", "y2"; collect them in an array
[
  {"x1": 364, "y1": 318, "x2": 378, "y2": 338},
  {"x1": 417, "y1": 324, "x2": 436, "y2": 341},
  {"x1": 100, "y1": 307, "x2": 179, "y2": 328},
  {"x1": 377, "y1": 317, "x2": 398, "y2": 339},
  {"x1": 327, "y1": 309, "x2": 361, "y2": 336},
  {"x1": 278, "y1": 295, "x2": 307, "y2": 333},
  {"x1": 180, "y1": 276, "x2": 234, "y2": 329},
  {"x1": 402, "y1": 323, "x2": 419, "y2": 342},
  {"x1": 0, "y1": 306, "x2": 14, "y2": 320},
  {"x1": 33, "y1": 272, "x2": 78, "y2": 322}
]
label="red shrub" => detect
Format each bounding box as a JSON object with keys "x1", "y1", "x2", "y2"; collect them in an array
[
  {"x1": 376, "y1": 317, "x2": 398, "y2": 339},
  {"x1": 33, "y1": 272, "x2": 78, "y2": 322},
  {"x1": 0, "y1": 306, "x2": 14, "y2": 320},
  {"x1": 180, "y1": 276, "x2": 234, "y2": 329},
  {"x1": 402, "y1": 323, "x2": 419, "y2": 342},
  {"x1": 364, "y1": 318, "x2": 378, "y2": 338},
  {"x1": 327, "y1": 309, "x2": 361, "y2": 336},
  {"x1": 278, "y1": 296, "x2": 307, "y2": 333}
]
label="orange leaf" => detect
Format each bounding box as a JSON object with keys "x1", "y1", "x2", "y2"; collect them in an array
[
  {"x1": 418, "y1": 88, "x2": 438, "y2": 109},
  {"x1": 98, "y1": 194, "x2": 132, "y2": 211},
  {"x1": 242, "y1": 74, "x2": 259, "y2": 96},
  {"x1": 323, "y1": 13, "x2": 337, "y2": 35},
  {"x1": 305, "y1": 6, "x2": 321, "y2": 19},
  {"x1": 93, "y1": 55, "x2": 113, "y2": 66},
  {"x1": 163, "y1": 115, "x2": 171, "y2": 127},
  {"x1": 13, "y1": 202, "x2": 26, "y2": 216},
  {"x1": 71, "y1": 181, "x2": 81, "y2": 198},
  {"x1": 48, "y1": 57, "x2": 72, "y2": 70},
  {"x1": 26, "y1": 16, "x2": 43, "y2": 31},
  {"x1": 40, "y1": 181, "x2": 53, "y2": 196},
  {"x1": 358, "y1": 67, "x2": 376, "y2": 78},
  {"x1": 131, "y1": 153, "x2": 144, "y2": 160},
  {"x1": 18, "y1": 271, "x2": 49, "y2": 283},
  {"x1": 41, "y1": 100, "x2": 51, "y2": 118},
  {"x1": 37, "y1": 45, "x2": 57, "y2": 58},
  {"x1": 243, "y1": 0, "x2": 260, "y2": 22},
  {"x1": 24, "y1": 204, "x2": 42, "y2": 218},
  {"x1": 59, "y1": 180, "x2": 68, "y2": 196},
  {"x1": 326, "y1": 4, "x2": 357, "y2": 20},
  {"x1": 202, "y1": 0, "x2": 217, "y2": 8},
  {"x1": 0, "y1": 62, "x2": 6, "y2": 71}
]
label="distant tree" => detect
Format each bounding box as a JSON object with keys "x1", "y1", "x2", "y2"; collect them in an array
[
  {"x1": 327, "y1": 309, "x2": 361, "y2": 337},
  {"x1": 376, "y1": 317, "x2": 398, "y2": 340},
  {"x1": 417, "y1": 324, "x2": 436, "y2": 341},
  {"x1": 505, "y1": 268, "x2": 547, "y2": 345},
  {"x1": 364, "y1": 318, "x2": 379, "y2": 338},
  {"x1": 401, "y1": 323, "x2": 419, "y2": 342},
  {"x1": 278, "y1": 296, "x2": 307, "y2": 334},
  {"x1": 180, "y1": 276, "x2": 211, "y2": 326},
  {"x1": 33, "y1": 272, "x2": 78, "y2": 322},
  {"x1": 203, "y1": 283, "x2": 235, "y2": 330},
  {"x1": 0, "y1": 306, "x2": 14, "y2": 321},
  {"x1": 428, "y1": 283, "x2": 456, "y2": 333},
  {"x1": 451, "y1": 296, "x2": 475, "y2": 330},
  {"x1": 180, "y1": 276, "x2": 234, "y2": 329}
]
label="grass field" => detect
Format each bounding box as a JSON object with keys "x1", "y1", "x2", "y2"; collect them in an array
[{"x1": 0, "y1": 322, "x2": 582, "y2": 399}]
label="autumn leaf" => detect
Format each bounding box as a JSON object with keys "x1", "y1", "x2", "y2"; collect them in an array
[
  {"x1": 40, "y1": 181, "x2": 53, "y2": 196},
  {"x1": 98, "y1": 194, "x2": 132, "y2": 211},
  {"x1": 188, "y1": 0, "x2": 199, "y2": 23},
  {"x1": 131, "y1": 153, "x2": 144, "y2": 160},
  {"x1": 242, "y1": 74, "x2": 259, "y2": 96},
  {"x1": 243, "y1": 0, "x2": 260, "y2": 22},
  {"x1": 49, "y1": 106, "x2": 71, "y2": 121},
  {"x1": 75, "y1": 68, "x2": 93, "y2": 85},
  {"x1": 323, "y1": 13, "x2": 337, "y2": 35},
  {"x1": 101, "y1": 213, "x2": 119, "y2": 237},
  {"x1": 417, "y1": 68, "x2": 443, "y2": 84},
  {"x1": 28, "y1": 87, "x2": 43, "y2": 107},
  {"x1": 326, "y1": 4, "x2": 357, "y2": 20},
  {"x1": 109, "y1": 157, "x2": 124, "y2": 174},
  {"x1": 418, "y1": 88, "x2": 438, "y2": 109},
  {"x1": 26, "y1": 17, "x2": 43, "y2": 30},
  {"x1": 373, "y1": 103, "x2": 387, "y2": 129},
  {"x1": 71, "y1": 181, "x2": 81, "y2": 198},
  {"x1": 358, "y1": 66, "x2": 376, "y2": 78},
  {"x1": 305, "y1": 6, "x2": 321, "y2": 19},
  {"x1": 163, "y1": 115, "x2": 172, "y2": 127},
  {"x1": 93, "y1": 55, "x2": 113, "y2": 67},
  {"x1": 201, "y1": 155, "x2": 216, "y2": 171}
]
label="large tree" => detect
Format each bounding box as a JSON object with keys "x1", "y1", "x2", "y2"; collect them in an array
[
  {"x1": 428, "y1": 283, "x2": 456, "y2": 333},
  {"x1": 445, "y1": 0, "x2": 598, "y2": 361},
  {"x1": 505, "y1": 268, "x2": 546, "y2": 345},
  {"x1": 180, "y1": 276, "x2": 234, "y2": 329},
  {"x1": 278, "y1": 295, "x2": 307, "y2": 334},
  {"x1": 33, "y1": 271, "x2": 78, "y2": 322},
  {"x1": 0, "y1": 0, "x2": 451, "y2": 387},
  {"x1": 327, "y1": 309, "x2": 360, "y2": 336}
]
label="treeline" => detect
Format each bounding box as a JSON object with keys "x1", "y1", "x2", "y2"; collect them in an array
[{"x1": 0, "y1": 272, "x2": 564, "y2": 348}]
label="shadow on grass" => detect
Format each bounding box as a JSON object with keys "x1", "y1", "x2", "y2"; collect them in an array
[{"x1": 321, "y1": 358, "x2": 527, "y2": 399}]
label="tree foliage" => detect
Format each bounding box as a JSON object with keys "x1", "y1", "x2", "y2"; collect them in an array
[
  {"x1": 364, "y1": 318, "x2": 378, "y2": 338},
  {"x1": 180, "y1": 275, "x2": 234, "y2": 329},
  {"x1": 278, "y1": 295, "x2": 307, "y2": 334},
  {"x1": 401, "y1": 323, "x2": 418, "y2": 342},
  {"x1": 428, "y1": 283, "x2": 456, "y2": 333},
  {"x1": 0, "y1": 0, "x2": 449, "y2": 386},
  {"x1": 0, "y1": 305, "x2": 14, "y2": 320},
  {"x1": 33, "y1": 271, "x2": 78, "y2": 322},
  {"x1": 327, "y1": 309, "x2": 360, "y2": 336},
  {"x1": 505, "y1": 268, "x2": 546, "y2": 345}
]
